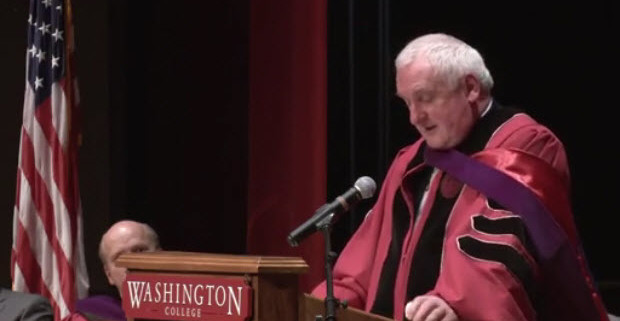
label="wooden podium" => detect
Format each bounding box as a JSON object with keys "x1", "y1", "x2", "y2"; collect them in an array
[
  {"x1": 117, "y1": 251, "x2": 393, "y2": 321},
  {"x1": 116, "y1": 251, "x2": 309, "y2": 321}
]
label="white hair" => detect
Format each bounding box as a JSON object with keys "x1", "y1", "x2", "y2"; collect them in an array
[{"x1": 395, "y1": 33, "x2": 494, "y2": 92}]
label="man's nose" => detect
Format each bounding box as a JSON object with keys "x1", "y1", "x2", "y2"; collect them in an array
[{"x1": 408, "y1": 104, "x2": 427, "y2": 125}]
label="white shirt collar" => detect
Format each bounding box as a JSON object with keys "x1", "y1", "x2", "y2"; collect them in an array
[{"x1": 480, "y1": 99, "x2": 493, "y2": 118}]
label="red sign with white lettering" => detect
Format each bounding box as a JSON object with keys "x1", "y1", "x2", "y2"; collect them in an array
[{"x1": 122, "y1": 273, "x2": 253, "y2": 321}]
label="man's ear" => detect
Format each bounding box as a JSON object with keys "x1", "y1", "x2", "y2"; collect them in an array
[
  {"x1": 103, "y1": 264, "x2": 114, "y2": 285},
  {"x1": 464, "y1": 74, "x2": 481, "y2": 103}
]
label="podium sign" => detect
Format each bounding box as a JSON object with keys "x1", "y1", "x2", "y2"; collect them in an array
[{"x1": 122, "y1": 273, "x2": 253, "y2": 321}]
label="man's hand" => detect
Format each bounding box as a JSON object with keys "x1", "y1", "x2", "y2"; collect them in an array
[{"x1": 404, "y1": 295, "x2": 458, "y2": 321}]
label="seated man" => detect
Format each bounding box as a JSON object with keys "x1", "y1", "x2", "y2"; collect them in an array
[
  {"x1": 0, "y1": 287, "x2": 53, "y2": 321},
  {"x1": 66, "y1": 220, "x2": 160, "y2": 321}
]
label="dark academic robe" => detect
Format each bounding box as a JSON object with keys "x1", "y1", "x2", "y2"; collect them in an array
[
  {"x1": 62, "y1": 295, "x2": 126, "y2": 321},
  {"x1": 0, "y1": 288, "x2": 53, "y2": 321}
]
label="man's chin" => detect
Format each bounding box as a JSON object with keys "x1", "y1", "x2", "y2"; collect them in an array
[{"x1": 424, "y1": 139, "x2": 450, "y2": 150}]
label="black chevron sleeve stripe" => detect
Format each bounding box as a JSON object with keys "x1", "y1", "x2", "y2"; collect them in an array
[
  {"x1": 458, "y1": 235, "x2": 536, "y2": 302},
  {"x1": 472, "y1": 215, "x2": 536, "y2": 257}
]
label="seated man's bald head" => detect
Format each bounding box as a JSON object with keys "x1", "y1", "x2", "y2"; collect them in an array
[{"x1": 99, "y1": 220, "x2": 160, "y2": 295}]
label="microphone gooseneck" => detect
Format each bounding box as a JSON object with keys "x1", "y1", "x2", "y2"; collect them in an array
[{"x1": 287, "y1": 176, "x2": 376, "y2": 247}]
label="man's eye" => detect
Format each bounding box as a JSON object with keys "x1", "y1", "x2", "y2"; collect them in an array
[{"x1": 416, "y1": 93, "x2": 432, "y2": 103}]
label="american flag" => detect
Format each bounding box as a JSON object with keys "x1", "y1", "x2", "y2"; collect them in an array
[{"x1": 11, "y1": 0, "x2": 89, "y2": 319}]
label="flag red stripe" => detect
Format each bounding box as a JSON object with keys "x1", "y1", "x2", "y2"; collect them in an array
[
  {"x1": 64, "y1": 76, "x2": 83, "y2": 232},
  {"x1": 19, "y1": 126, "x2": 76, "y2": 310},
  {"x1": 15, "y1": 168, "x2": 22, "y2": 210},
  {"x1": 60, "y1": 76, "x2": 81, "y2": 239},
  {"x1": 13, "y1": 220, "x2": 61, "y2": 318}
]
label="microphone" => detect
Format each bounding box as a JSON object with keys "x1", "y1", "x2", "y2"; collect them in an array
[{"x1": 287, "y1": 176, "x2": 376, "y2": 247}]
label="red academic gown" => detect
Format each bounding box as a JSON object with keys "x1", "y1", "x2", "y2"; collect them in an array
[{"x1": 312, "y1": 111, "x2": 607, "y2": 321}]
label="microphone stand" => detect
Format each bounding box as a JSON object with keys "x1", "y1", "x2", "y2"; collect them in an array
[{"x1": 314, "y1": 213, "x2": 347, "y2": 321}]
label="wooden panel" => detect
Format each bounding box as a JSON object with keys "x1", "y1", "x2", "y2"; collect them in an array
[
  {"x1": 253, "y1": 274, "x2": 300, "y2": 321},
  {"x1": 116, "y1": 251, "x2": 309, "y2": 274}
]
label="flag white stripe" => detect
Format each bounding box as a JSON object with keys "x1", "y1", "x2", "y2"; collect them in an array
[
  {"x1": 22, "y1": 85, "x2": 36, "y2": 137},
  {"x1": 51, "y1": 82, "x2": 69, "y2": 149},
  {"x1": 12, "y1": 263, "x2": 29, "y2": 292},
  {"x1": 12, "y1": 205, "x2": 22, "y2": 285}
]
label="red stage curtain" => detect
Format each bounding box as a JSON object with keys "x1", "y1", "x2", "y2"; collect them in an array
[{"x1": 248, "y1": 0, "x2": 327, "y2": 292}]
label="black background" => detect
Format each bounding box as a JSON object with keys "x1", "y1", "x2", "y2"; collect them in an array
[{"x1": 1, "y1": 0, "x2": 617, "y2": 313}]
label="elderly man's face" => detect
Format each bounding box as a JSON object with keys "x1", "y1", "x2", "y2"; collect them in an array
[
  {"x1": 101, "y1": 224, "x2": 158, "y2": 296},
  {"x1": 396, "y1": 57, "x2": 480, "y2": 150}
]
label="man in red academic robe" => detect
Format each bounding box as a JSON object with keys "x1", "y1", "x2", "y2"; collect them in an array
[{"x1": 312, "y1": 33, "x2": 608, "y2": 321}]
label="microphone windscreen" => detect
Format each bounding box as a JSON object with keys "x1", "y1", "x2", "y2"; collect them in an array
[{"x1": 354, "y1": 176, "x2": 376, "y2": 199}]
